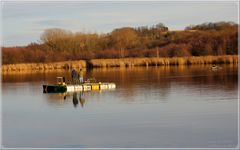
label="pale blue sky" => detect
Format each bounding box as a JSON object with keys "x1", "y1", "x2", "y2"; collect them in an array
[{"x1": 2, "y1": 1, "x2": 239, "y2": 46}]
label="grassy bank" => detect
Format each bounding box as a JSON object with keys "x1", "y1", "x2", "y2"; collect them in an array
[
  {"x1": 88, "y1": 55, "x2": 238, "y2": 67},
  {"x1": 1, "y1": 60, "x2": 86, "y2": 73},
  {"x1": 1, "y1": 55, "x2": 238, "y2": 73}
]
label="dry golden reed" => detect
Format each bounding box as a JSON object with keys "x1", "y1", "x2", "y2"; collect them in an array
[
  {"x1": 2, "y1": 60, "x2": 86, "y2": 73},
  {"x1": 89, "y1": 55, "x2": 238, "y2": 68},
  {"x1": 1, "y1": 55, "x2": 238, "y2": 73}
]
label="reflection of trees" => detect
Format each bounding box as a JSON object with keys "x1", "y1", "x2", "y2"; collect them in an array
[
  {"x1": 3, "y1": 65, "x2": 238, "y2": 104},
  {"x1": 2, "y1": 71, "x2": 72, "y2": 83},
  {"x1": 90, "y1": 65, "x2": 238, "y2": 102},
  {"x1": 176, "y1": 65, "x2": 238, "y2": 91}
]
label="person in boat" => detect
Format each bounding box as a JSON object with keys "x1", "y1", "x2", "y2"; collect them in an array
[
  {"x1": 62, "y1": 77, "x2": 66, "y2": 85},
  {"x1": 79, "y1": 68, "x2": 84, "y2": 84},
  {"x1": 71, "y1": 69, "x2": 78, "y2": 84}
]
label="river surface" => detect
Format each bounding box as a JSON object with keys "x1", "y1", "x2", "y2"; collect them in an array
[{"x1": 1, "y1": 65, "x2": 238, "y2": 148}]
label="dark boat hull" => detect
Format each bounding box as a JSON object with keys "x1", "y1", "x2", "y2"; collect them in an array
[{"x1": 43, "y1": 85, "x2": 67, "y2": 93}]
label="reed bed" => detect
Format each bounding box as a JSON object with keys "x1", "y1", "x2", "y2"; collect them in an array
[
  {"x1": 1, "y1": 55, "x2": 238, "y2": 73},
  {"x1": 88, "y1": 55, "x2": 238, "y2": 68},
  {"x1": 2, "y1": 60, "x2": 86, "y2": 73}
]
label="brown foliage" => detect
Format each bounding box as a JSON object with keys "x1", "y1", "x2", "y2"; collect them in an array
[{"x1": 2, "y1": 22, "x2": 238, "y2": 64}]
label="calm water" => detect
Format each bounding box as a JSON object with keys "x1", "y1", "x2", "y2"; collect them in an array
[{"x1": 2, "y1": 65, "x2": 238, "y2": 148}]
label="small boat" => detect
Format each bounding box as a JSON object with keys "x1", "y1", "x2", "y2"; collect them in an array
[
  {"x1": 43, "y1": 77, "x2": 67, "y2": 93},
  {"x1": 43, "y1": 77, "x2": 116, "y2": 93},
  {"x1": 43, "y1": 84, "x2": 67, "y2": 93},
  {"x1": 211, "y1": 65, "x2": 222, "y2": 70}
]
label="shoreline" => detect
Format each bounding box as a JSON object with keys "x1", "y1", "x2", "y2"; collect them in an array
[{"x1": 1, "y1": 55, "x2": 238, "y2": 73}]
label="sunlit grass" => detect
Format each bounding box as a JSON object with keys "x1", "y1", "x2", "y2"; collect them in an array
[
  {"x1": 89, "y1": 55, "x2": 238, "y2": 67},
  {"x1": 2, "y1": 55, "x2": 238, "y2": 73}
]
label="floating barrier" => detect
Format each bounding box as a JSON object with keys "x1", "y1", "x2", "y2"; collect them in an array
[
  {"x1": 99, "y1": 83, "x2": 108, "y2": 90},
  {"x1": 91, "y1": 83, "x2": 100, "y2": 90},
  {"x1": 43, "y1": 82, "x2": 116, "y2": 93},
  {"x1": 43, "y1": 77, "x2": 116, "y2": 93},
  {"x1": 108, "y1": 83, "x2": 116, "y2": 89},
  {"x1": 66, "y1": 85, "x2": 83, "y2": 92},
  {"x1": 83, "y1": 84, "x2": 92, "y2": 91}
]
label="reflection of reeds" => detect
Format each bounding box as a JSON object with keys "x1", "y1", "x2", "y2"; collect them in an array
[{"x1": 1, "y1": 55, "x2": 238, "y2": 73}]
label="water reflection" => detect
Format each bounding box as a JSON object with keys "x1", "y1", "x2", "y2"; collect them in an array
[
  {"x1": 72, "y1": 92, "x2": 78, "y2": 107},
  {"x1": 72, "y1": 92, "x2": 86, "y2": 108},
  {"x1": 45, "y1": 91, "x2": 87, "y2": 108},
  {"x1": 79, "y1": 92, "x2": 86, "y2": 107},
  {"x1": 2, "y1": 65, "x2": 238, "y2": 148},
  {"x1": 2, "y1": 65, "x2": 238, "y2": 104},
  {"x1": 2, "y1": 65, "x2": 238, "y2": 107},
  {"x1": 2, "y1": 65, "x2": 237, "y2": 84}
]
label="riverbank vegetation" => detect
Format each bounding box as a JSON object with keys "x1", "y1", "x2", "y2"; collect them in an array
[
  {"x1": 88, "y1": 55, "x2": 238, "y2": 68},
  {"x1": 2, "y1": 55, "x2": 238, "y2": 73},
  {"x1": 2, "y1": 21, "x2": 238, "y2": 65}
]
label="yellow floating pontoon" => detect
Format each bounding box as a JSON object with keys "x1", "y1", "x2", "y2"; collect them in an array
[{"x1": 43, "y1": 77, "x2": 116, "y2": 93}]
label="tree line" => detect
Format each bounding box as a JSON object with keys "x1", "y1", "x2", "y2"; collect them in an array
[{"x1": 2, "y1": 21, "x2": 238, "y2": 64}]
